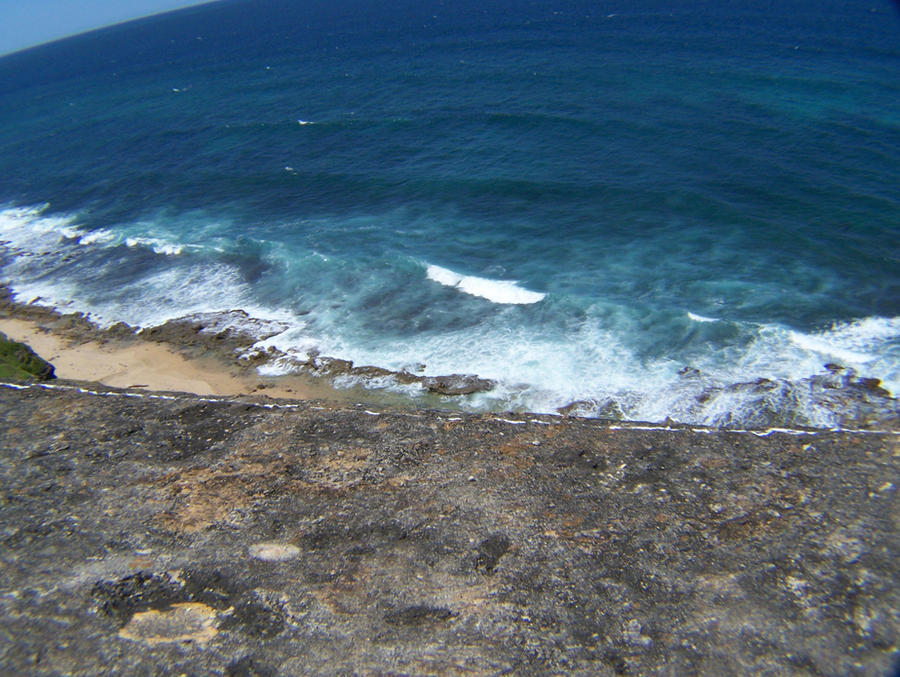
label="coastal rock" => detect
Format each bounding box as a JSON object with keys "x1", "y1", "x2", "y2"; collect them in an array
[
  {"x1": 51, "y1": 312, "x2": 97, "y2": 337},
  {"x1": 2, "y1": 284, "x2": 893, "y2": 423},
  {"x1": 347, "y1": 365, "x2": 422, "y2": 386},
  {"x1": 557, "y1": 399, "x2": 625, "y2": 420},
  {"x1": 306, "y1": 358, "x2": 494, "y2": 396},
  {"x1": 308, "y1": 356, "x2": 354, "y2": 376},
  {"x1": 0, "y1": 284, "x2": 500, "y2": 401},
  {"x1": 239, "y1": 346, "x2": 279, "y2": 366},
  {"x1": 557, "y1": 400, "x2": 594, "y2": 416},
  {"x1": 679, "y1": 366, "x2": 899, "y2": 430},
  {"x1": 141, "y1": 311, "x2": 290, "y2": 358},
  {"x1": 347, "y1": 364, "x2": 396, "y2": 380},
  {"x1": 422, "y1": 373, "x2": 495, "y2": 396},
  {"x1": 105, "y1": 322, "x2": 137, "y2": 341},
  {"x1": 0, "y1": 284, "x2": 14, "y2": 310},
  {"x1": 0, "y1": 382, "x2": 897, "y2": 675}
]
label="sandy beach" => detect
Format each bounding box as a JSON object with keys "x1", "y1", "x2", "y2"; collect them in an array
[{"x1": 0, "y1": 317, "x2": 317, "y2": 400}]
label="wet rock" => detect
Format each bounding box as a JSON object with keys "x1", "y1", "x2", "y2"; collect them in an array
[
  {"x1": 141, "y1": 311, "x2": 289, "y2": 357},
  {"x1": 857, "y1": 377, "x2": 890, "y2": 397},
  {"x1": 394, "y1": 369, "x2": 422, "y2": 384},
  {"x1": 308, "y1": 355, "x2": 354, "y2": 376},
  {"x1": 350, "y1": 364, "x2": 397, "y2": 380},
  {"x1": 557, "y1": 400, "x2": 594, "y2": 417},
  {"x1": 557, "y1": 399, "x2": 624, "y2": 420},
  {"x1": 422, "y1": 373, "x2": 495, "y2": 395},
  {"x1": 687, "y1": 369, "x2": 898, "y2": 429},
  {"x1": 240, "y1": 346, "x2": 279, "y2": 366},
  {"x1": 304, "y1": 358, "x2": 491, "y2": 395},
  {"x1": 0, "y1": 284, "x2": 15, "y2": 309},
  {"x1": 596, "y1": 399, "x2": 626, "y2": 420}
]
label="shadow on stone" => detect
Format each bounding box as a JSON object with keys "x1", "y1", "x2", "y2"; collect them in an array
[{"x1": 475, "y1": 533, "x2": 511, "y2": 574}]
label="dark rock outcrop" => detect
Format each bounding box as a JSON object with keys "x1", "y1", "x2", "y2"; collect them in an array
[
  {"x1": 140, "y1": 311, "x2": 290, "y2": 357},
  {"x1": 422, "y1": 373, "x2": 495, "y2": 396},
  {"x1": 692, "y1": 367, "x2": 898, "y2": 429},
  {"x1": 302, "y1": 353, "x2": 494, "y2": 396},
  {"x1": 557, "y1": 398, "x2": 626, "y2": 420}
]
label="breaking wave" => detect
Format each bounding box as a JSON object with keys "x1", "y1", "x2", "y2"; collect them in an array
[
  {"x1": 0, "y1": 204, "x2": 896, "y2": 429},
  {"x1": 425, "y1": 263, "x2": 545, "y2": 305}
]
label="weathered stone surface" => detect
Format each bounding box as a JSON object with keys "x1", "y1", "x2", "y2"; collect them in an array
[
  {"x1": 118, "y1": 602, "x2": 219, "y2": 645},
  {"x1": 0, "y1": 381, "x2": 898, "y2": 675}
]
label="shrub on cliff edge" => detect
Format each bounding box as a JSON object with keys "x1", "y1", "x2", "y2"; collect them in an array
[{"x1": 0, "y1": 332, "x2": 55, "y2": 381}]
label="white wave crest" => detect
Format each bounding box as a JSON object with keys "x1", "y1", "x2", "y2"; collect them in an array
[
  {"x1": 0, "y1": 204, "x2": 119, "y2": 252},
  {"x1": 687, "y1": 311, "x2": 718, "y2": 323},
  {"x1": 426, "y1": 264, "x2": 545, "y2": 305},
  {"x1": 125, "y1": 236, "x2": 186, "y2": 256},
  {"x1": 0, "y1": 204, "x2": 80, "y2": 254},
  {"x1": 78, "y1": 229, "x2": 116, "y2": 245},
  {"x1": 789, "y1": 317, "x2": 900, "y2": 367}
]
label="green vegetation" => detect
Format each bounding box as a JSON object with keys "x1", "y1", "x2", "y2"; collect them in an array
[{"x1": 0, "y1": 332, "x2": 55, "y2": 381}]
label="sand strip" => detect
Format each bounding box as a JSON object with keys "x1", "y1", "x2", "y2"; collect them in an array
[{"x1": 0, "y1": 318, "x2": 313, "y2": 400}]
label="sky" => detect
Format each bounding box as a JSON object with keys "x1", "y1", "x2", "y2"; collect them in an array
[{"x1": 0, "y1": 0, "x2": 218, "y2": 56}]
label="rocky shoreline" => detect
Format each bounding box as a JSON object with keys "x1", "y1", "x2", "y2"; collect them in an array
[
  {"x1": 1, "y1": 378, "x2": 898, "y2": 675},
  {"x1": 0, "y1": 285, "x2": 497, "y2": 397},
  {"x1": 1, "y1": 285, "x2": 898, "y2": 429}
]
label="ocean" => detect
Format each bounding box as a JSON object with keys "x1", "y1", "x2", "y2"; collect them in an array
[{"x1": 0, "y1": 0, "x2": 898, "y2": 426}]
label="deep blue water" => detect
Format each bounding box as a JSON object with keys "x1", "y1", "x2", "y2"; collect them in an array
[{"x1": 0, "y1": 0, "x2": 898, "y2": 425}]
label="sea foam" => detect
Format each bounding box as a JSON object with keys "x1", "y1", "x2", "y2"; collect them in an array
[
  {"x1": 426, "y1": 264, "x2": 545, "y2": 305},
  {"x1": 0, "y1": 205, "x2": 120, "y2": 253},
  {"x1": 687, "y1": 312, "x2": 719, "y2": 323},
  {"x1": 787, "y1": 317, "x2": 900, "y2": 391},
  {"x1": 125, "y1": 237, "x2": 189, "y2": 256},
  {"x1": 0, "y1": 204, "x2": 81, "y2": 254}
]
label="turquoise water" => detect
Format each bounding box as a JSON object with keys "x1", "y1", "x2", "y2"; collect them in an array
[{"x1": 0, "y1": 0, "x2": 898, "y2": 425}]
